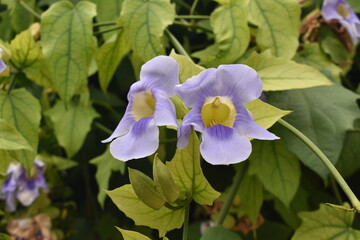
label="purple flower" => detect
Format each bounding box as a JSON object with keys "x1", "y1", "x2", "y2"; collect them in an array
[
  {"x1": 322, "y1": 0, "x2": 360, "y2": 44},
  {"x1": 0, "y1": 160, "x2": 48, "y2": 212},
  {"x1": 102, "y1": 56, "x2": 179, "y2": 161},
  {"x1": 0, "y1": 48, "x2": 7, "y2": 73},
  {"x1": 175, "y1": 65, "x2": 279, "y2": 165}
]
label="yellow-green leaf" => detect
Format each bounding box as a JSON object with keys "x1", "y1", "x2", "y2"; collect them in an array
[
  {"x1": 96, "y1": 29, "x2": 130, "y2": 92},
  {"x1": 245, "y1": 99, "x2": 291, "y2": 130},
  {"x1": 120, "y1": 0, "x2": 175, "y2": 61},
  {"x1": 243, "y1": 51, "x2": 333, "y2": 91},
  {"x1": 292, "y1": 204, "x2": 360, "y2": 240},
  {"x1": 249, "y1": 0, "x2": 300, "y2": 59},
  {"x1": 107, "y1": 184, "x2": 185, "y2": 237},
  {"x1": 167, "y1": 131, "x2": 220, "y2": 205},
  {"x1": 0, "y1": 89, "x2": 41, "y2": 171},
  {"x1": 41, "y1": 1, "x2": 96, "y2": 102},
  {"x1": 45, "y1": 101, "x2": 99, "y2": 157},
  {"x1": 0, "y1": 119, "x2": 33, "y2": 151},
  {"x1": 193, "y1": 0, "x2": 250, "y2": 66},
  {"x1": 248, "y1": 140, "x2": 301, "y2": 208},
  {"x1": 170, "y1": 50, "x2": 204, "y2": 84},
  {"x1": 116, "y1": 227, "x2": 151, "y2": 240}
]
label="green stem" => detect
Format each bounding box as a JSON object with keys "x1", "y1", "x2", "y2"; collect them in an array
[
  {"x1": 176, "y1": 15, "x2": 209, "y2": 20},
  {"x1": 174, "y1": 21, "x2": 213, "y2": 33},
  {"x1": 165, "y1": 29, "x2": 192, "y2": 60},
  {"x1": 278, "y1": 118, "x2": 360, "y2": 212},
  {"x1": 189, "y1": 0, "x2": 199, "y2": 15},
  {"x1": 7, "y1": 74, "x2": 17, "y2": 94},
  {"x1": 19, "y1": 0, "x2": 41, "y2": 19},
  {"x1": 93, "y1": 21, "x2": 117, "y2": 27},
  {"x1": 182, "y1": 203, "x2": 190, "y2": 240},
  {"x1": 216, "y1": 163, "x2": 247, "y2": 226},
  {"x1": 94, "y1": 26, "x2": 123, "y2": 35},
  {"x1": 330, "y1": 175, "x2": 343, "y2": 205}
]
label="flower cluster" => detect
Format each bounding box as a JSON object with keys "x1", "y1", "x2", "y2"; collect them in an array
[
  {"x1": 322, "y1": 0, "x2": 360, "y2": 44},
  {"x1": 103, "y1": 56, "x2": 278, "y2": 165},
  {"x1": 0, "y1": 160, "x2": 48, "y2": 212}
]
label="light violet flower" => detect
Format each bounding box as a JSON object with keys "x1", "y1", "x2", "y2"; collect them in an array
[
  {"x1": 175, "y1": 65, "x2": 279, "y2": 165},
  {"x1": 0, "y1": 48, "x2": 7, "y2": 73},
  {"x1": 0, "y1": 160, "x2": 48, "y2": 212},
  {"x1": 102, "y1": 56, "x2": 179, "y2": 161},
  {"x1": 322, "y1": 0, "x2": 360, "y2": 44}
]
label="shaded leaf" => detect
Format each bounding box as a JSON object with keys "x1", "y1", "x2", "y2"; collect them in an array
[
  {"x1": 120, "y1": 0, "x2": 175, "y2": 61},
  {"x1": 0, "y1": 119, "x2": 33, "y2": 151},
  {"x1": 200, "y1": 226, "x2": 241, "y2": 240},
  {"x1": 37, "y1": 154, "x2": 78, "y2": 171},
  {"x1": 107, "y1": 184, "x2": 185, "y2": 237},
  {"x1": 292, "y1": 204, "x2": 360, "y2": 240},
  {"x1": 45, "y1": 101, "x2": 99, "y2": 157},
  {"x1": 248, "y1": 140, "x2": 301, "y2": 208},
  {"x1": 249, "y1": 0, "x2": 300, "y2": 59},
  {"x1": 116, "y1": 227, "x2": 151, "y2": 240},
  {"x1": 268, "y1": 85, "x2": 360, "y2": 181},
  {"x1": 41, "y1": 1, "x2": 96, "y2": 102},
  {"x1": 243, "y1": 51, "x2": 333, "y2": 91},
  {"x1": 90, "y1": 147, "x2": 125, "y2": 207},
  {"x1": 167, "y1": 131, "x2": 220, "y2": 205},
  {"x1": 336, "y1": 129, "x2": 360, "y2": 178}
]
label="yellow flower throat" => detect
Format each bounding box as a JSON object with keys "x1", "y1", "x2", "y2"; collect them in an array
[
  {"x1": 132, "y1": 91, "x2": 156, "y2": 121},
  {"x1": 337, "y1": 3, "x2": 350, "y2": 18},
  {"x1": 201, "y1": 96, "x2": 236, "y2": 128}
]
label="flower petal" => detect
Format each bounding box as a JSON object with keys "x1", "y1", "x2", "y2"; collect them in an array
[
  {"x1": 140, "y1": 56, "x2": 179, "y2": 96},
  {"x1": 177, "y1": 107, "x2": 204, "y2": 149},
  {"x1": 101, "y1": 106, "x2": 135, "y2": 143},
  {"x1": 175, "y1": 68, "x2": 217, "y2": 108},
  {"x1": 109, "y1": 117, "x2": 159, "y2": 161},
  {"x1": 153, "y1": 90, "x2": 178, "y2": 127},
  {"x1": 201, "y1": 125, "x2": 252, "y2": 165},
  {"x1": 216, "y1": 65, "x2": 263, "y2": 105}
]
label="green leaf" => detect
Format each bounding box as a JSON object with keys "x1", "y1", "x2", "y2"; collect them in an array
[
  {"x1": 193, "y1": 0, "x2": 250, "y2": 66},
  {"x1": 41, "y1": 1, "x2": 96, "y2": 102},
  {"x1": 128, "y1": 168, "x2": 166, "y2": 210},
  {"x1": 336, "y1": 129, "x2": 360, "y2": 178},
  {"x1": 153, "y1": 156, "x2": 180, "y2": 203},
  {"x1": 170, "y1": 50, "x2": 204, "y2": 84},
  {"x1": 116, "y1": 227, "x2": 151, "y2": 240},
  {"x1": 242, "y1": 51, "x2": 333, "y2": 91},
  {"x1": 292, "y1": 204, "x2": 360, "y2": 240},
  {"x1": 107, "y1": 184, "x2": 185, "y2": 237},
  {"x1": 0, "y1": 119, "x2": 33, "y2": 151},
  {"x1": 37, "y1": 154, "x2": 78, "y2": 171},
  {"x1": 0, "y1": 89, "x2": 41, "y2": 170},
  {"x1": 0, "y1": 233, "x2": 11, "y2": 240},
  {"x1": 9, "y1": 29, "x2": 51, "y2": 87},
  {"x1": 45, "y1": 101, "x2": 99, "y2": 157},
  {"x1": 120, "y1": 0, "x2": 175, "y2": 61},
  {"x1": 96, "y1": 29, "x2": 130, "y2": 91},
  {"x1": 245, "y1": 99, "x2": 291, "y2": 130},
  {"x1": 200, "y1": 226, "x2": 241, "y2": 240},
  {"x1": 293, "y1": 42, "x2": 342, "y2": 83},
  {"x1": 237, "y1": 170, "x2": 263, "y2": 225},
  {"x1": 90, "y1": 147, "x2": 125, "y2": 207},
  {"x1": 167, "y1": 131, "x2": 220, "y2": 205},
  {"x1": 248, "y1": 140, "x2": 301, "y2": 208},
  {"x1": 11, "y1": 0, "x2": 35, "y2": 33},
  {"x1": 268, "y1": 85, "x2": 360, "y2": 181},
  {"x1": 248, "y1": 0, "x2": 300, "y2": 59},
  {"x1": 348, "y1": 0, "x2": 360, "y2": 12}
]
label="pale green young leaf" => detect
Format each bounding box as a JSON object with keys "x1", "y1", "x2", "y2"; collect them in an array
[
  {"x1": 294, "y1": 42, "x2": 342, "y2": 83},
  {"x1": 242, "y1": 51, "x2": 333, "y2": 91},
  {"x1": 170, "y1": 50, "x2": 204, "y2": 84},
  {"x1": 167, "y1": 131, "x2": 220, "y2": 205},
  {"x1": 0, "y1": 89, "x2": 41, "y2": 170},
  {"x1": 90, "y1": 147, "x2": 125, "y2": 207},
  {"x1": 245, "y1": 99, "x2": 291, "y2": 130},
  {"x1": 292, "y1": 204, "x2": 360, "y2": 240},
  {"x1": 268, "y1": 85, "x2": 360, "y2": 181},
  {"x1": 238, "y1": 170, "x2": 263, "y2": 225},
  {"x1": 96, "y1": 29, "x2": 130, "y2": 92},
  {"x1": 248, "y1": 140, "x2": 301, "y2": 208},
  {"x1": 9, "y1": 30, "x2": 52, "y2": 87},
  {"x1": 41, "y1": 1, "x2": 96, "y2": 102},
  {"x1": 193, "y1": 0, "x2": 250, "y2": 66},
  {"x1": 45, "y1": 101, "x2": 99, "y2": 158},
  {"x1": 120, "y1": 0, "x2": 175, "y2": 61},
  {"x1": 200, "y1": 226, "x2": 242, "y2": 240},
  {"x1": 107, "y1": 184, "x2": 185, "y2": 237},
  {"x1": 116, "y1": 227, "x2": 151, "y2": 240},
  {"x1": 0, "y1": 119, "x2": 33, "y2": 151},
  {"x1": 249, "y1": 0, "x2": 300, "y2": 59}
]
